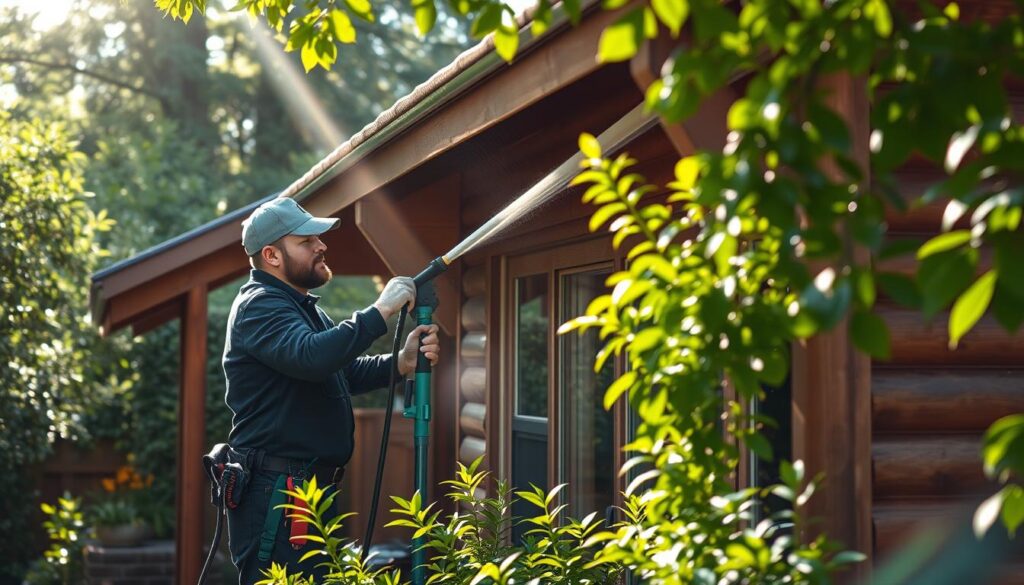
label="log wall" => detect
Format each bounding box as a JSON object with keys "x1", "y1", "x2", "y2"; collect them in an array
[
  {"x1": 873, "y1": 161, "x2": 1024, "y2": 581},
  {"x1": 457, "y1": 262, "x2": 489, "y2": 487}
]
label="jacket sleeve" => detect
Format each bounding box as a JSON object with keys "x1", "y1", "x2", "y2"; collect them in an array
[
  {"x1": 344, "y1": 354, "x2": 396, "y2": 395},
  {"x1": 236, "y1": 291, "x2": 388, "y2": 381}
]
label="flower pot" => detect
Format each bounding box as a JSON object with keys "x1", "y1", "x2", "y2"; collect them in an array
[{"x1": 95, "y1": 522, "x2": 151, "y2": 548}]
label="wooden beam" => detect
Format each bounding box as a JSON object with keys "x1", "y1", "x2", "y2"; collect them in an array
[
  {"x1": 354, "y1": 178, "x2": 460, "y2": 334},
  {"x1": 176, "y1": 286, "x2": 207, "y2": 585},
  {"x1": 629, "y1": 34, "x2": 735, "y2": 156},
  {"x1": 791, "y1": 72, "x2": 873, "y2": 575}
]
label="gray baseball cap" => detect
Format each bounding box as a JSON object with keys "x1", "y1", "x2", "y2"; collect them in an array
[{"x1": 241, "y1": 197, "x2": 340, "y2": 256}]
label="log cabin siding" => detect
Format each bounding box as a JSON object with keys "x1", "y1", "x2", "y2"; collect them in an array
[
  {"x1": 458, "y1": 263, "x2": 489, "y2": 482},
  {"x1": 873, "y1": 154, "x2": 1024, "y2": 580}
]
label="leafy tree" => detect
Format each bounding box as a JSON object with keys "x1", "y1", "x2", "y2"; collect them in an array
[{"x1": 0, "y1": 111, "x2": 130, "y2": 580}]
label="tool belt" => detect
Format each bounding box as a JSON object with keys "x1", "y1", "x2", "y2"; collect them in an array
[{"x1": 256, "y1": 453, "x2": 345, "y2": 485}]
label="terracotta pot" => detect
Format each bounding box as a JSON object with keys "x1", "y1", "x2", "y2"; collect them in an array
[{"x1": 95, "y1": 522, "x2": 151, "y2": 547}]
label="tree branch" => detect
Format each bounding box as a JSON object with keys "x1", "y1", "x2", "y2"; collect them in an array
[{"x1": 0, "y1": 54, "x2": 165, "y2": 102}]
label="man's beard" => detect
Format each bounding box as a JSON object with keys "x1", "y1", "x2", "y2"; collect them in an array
[{"x1": 282, "y1": 248, "x2": 332, "y2": 290}]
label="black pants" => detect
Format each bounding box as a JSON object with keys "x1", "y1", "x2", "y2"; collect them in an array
[{"x1": 227, "y1": 469, "x2": 338, "y2": 584}]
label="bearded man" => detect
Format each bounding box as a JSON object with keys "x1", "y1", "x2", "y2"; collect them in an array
[{"x1": 221, "y1": 197, "x2": 440, "y2": 583}]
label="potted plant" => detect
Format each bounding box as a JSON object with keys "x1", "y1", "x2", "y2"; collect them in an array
[{"x1": 88, "y1": 465, "x2": 154, "y2": 548}]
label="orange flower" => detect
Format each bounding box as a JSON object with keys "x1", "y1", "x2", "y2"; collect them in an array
[
  {"x1": 102, "y1": 478, "x2": 116, "y2": 493},
  {"x1": 145, "y1": 475, "x2": 154, "y2": 487},
  {"x1": 116, "y1": 466, "x2": 131, "y2": 485}
]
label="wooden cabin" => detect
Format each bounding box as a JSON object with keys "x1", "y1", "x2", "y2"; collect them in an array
[{"x1": 90, "y1": 2, "x2": 1024, "y2": 583}]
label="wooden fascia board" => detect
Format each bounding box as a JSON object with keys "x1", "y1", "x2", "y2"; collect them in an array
[
  {"x1": 306, "y1": 6, "x2": 621, "y2": 219},
  {"x1": 97, "y1": 220, "x2": 242, "y2": 309},
  {"x1": 103, "y1": 247, "x2": 248, "y2": 334}
]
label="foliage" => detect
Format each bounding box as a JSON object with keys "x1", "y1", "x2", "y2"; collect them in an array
[
  {"x1": 975, "y1": 415, "x2": 1024, "y2": 538},
  {"x1": 255, "y1": 474, "x2": 403, "y2": 585},
  {"x1": 0, "y1": 110, "x2": 129, "y2": 578},
  {"x1": 23, "y1": 494, "x2": 89, "y2": 585},
  {"x1": 564, "y1": 140, "x2": 872, "y2": 583},
  {"x1": 160, "y1": 0, "x2": 487, "y2": 70},
  {"x1": 253, "y1": 457, "x2": 623, "y2": 584},
  {"x1": 387, "y1": 457, "x2": 621, "y2": 584}
]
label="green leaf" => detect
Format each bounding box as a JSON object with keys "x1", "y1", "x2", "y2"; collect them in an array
[
  {"x1": 917, "y1": 248, "x2": 978, "y2": 317},
  {"x1": 345, "y1": 0, "x2": 374, "y2": 19},
  {"x1": 852, "y1": 268, "x2": 875, "y2": 309},
  {"x1": 808, "y1": 103, "x2": 850, "y2": 151},
  {"x1": 851, "y1": 309, "x2": 891, "y2": 359},
  {"x1": 598, "y1": 9, "x2": 643, "y2": 63},
  {"x1": 945, "y1": 125, "x2": 980, "y2": 173},
  {"x1": 865, "y1": 0, "x2": 892, "y2": 37},
  {"x1": 1003, "y1": 486, "x2": 1024, "y2": 536},
  {"x1": 876, "y1": 272, "x2": 922, "y2": 309},
  {"x1": 300, "y1": 42, "x2": 318, "y2": 72},
  {"x1": 949, "y1": 270, "x2": 996, "y2": 349},
  {"x1": 330, "y1": 10, "x2": 357, "y2": 43},
  {"x1": 494, "y1": 26, "x2": 519, "y2": 62},
  {"x1": 413, "y1": 0, "x2": 437, "y2": 36},
  {"x1": 651, "y1": 0, "x2": 688, "y2": 36},
  {"x1": 917, "y1": 230, "x2": 971, "y2": 260},
  {"x1": 471, "y1": 3, "x2": 503, "y2": 37},
  {"x1": 579, "y1": 133, "x2": 602, "y2": 159},
  {"x1": 745, "y1": 432, "x2": 773, "y2": 461},
  {"x1": 995, "y1": 235, "x2": 1024, "y2": 300},
  {"x1": 590, "y1": 202, "x2": 627, "y2": 232},
  {"x1": 674, "y1": 156, "x2": 700, "y2": 191},
  {"x1": 604, "y1": 371, "x2": 636, "y2": 410},
  {"x1": 992, "y1": 284, "x2": 1024, "y2": 332},
  {"x1": 975, "y1": 489, "x2": 1005, "y2": 538}
]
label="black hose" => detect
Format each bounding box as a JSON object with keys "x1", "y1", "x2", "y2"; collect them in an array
[
  {"x1": 197, "y1": 498, "x2": 223, "y2": 585},
  {"x1": 361, "y1": 304, "x2": 409, "y2": 564}
]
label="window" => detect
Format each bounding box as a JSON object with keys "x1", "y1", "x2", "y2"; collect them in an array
[
  {"x1": 559, "y1": 268, "x2": 616, "y2": 518},
  {"x1": 510, "y1": 273, "x2": 549, "y2": 543},
  {"x1": 505, "y1": 238, "x2": 625, "y2": 540}
]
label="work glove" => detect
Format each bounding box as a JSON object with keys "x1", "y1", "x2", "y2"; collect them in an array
[{"x1": 373, "y1": 277, "x2": 416, "y2": 320}]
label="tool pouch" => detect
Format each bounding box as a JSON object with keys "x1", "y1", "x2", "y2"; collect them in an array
[{"x1": 202, "y1": 443, "x2": 250, "y2": 509}]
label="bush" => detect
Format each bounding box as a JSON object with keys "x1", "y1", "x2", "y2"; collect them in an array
[
  {"x1": 23, "y1": 494, "x2": 89, "y2": 585},
  {"x1": 253, "y1": 458, "x2": 624, "y2": 584}
]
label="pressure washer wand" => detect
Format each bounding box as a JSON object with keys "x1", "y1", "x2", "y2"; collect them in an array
[{"x1": 362, "y1": 257, "x2": 448, "y2": 585}]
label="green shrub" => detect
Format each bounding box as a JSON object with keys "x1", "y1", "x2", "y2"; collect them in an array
[
  {"x1": 23, "y1": 494, "x2": 89, "y2": 585},
  {"x1": 253, "y1": 458, "x2": 625, "y2": 584}
]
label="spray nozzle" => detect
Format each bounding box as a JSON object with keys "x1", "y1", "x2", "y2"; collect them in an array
[{"x1": 412, "y1": 256, "x2": 449, "y2": 287}]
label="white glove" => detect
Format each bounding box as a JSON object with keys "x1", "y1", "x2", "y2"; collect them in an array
[{"x1": 373, "y1": 277, "x2": 416, "y2": 320}]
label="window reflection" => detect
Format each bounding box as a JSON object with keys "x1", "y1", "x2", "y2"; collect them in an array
[
  {"x1": 560, "y1": 269, "x2": 615, "y2": 518},
  {"x1": 515, "y1": 274, "x2": 548, "y2": 418}
]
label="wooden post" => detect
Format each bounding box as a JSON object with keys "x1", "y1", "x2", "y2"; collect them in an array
[
  {"x1": 177, "y1": 286, "x2": 207, "y2": 585},
  {"x1": 791, "y1": 72, "x2": 873, "y2": 577}
]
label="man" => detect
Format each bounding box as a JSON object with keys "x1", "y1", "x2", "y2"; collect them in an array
[{"x1": 222, "y1": 197, "x2": 440, "y2": 583}]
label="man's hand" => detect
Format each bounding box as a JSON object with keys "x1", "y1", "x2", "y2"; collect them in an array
[
  {"x1": 373, "y1": 277, "x2": 416, "y2": 320},
  {"x1": 398, "y1": 324, "x2": 440, "y2": 376}
]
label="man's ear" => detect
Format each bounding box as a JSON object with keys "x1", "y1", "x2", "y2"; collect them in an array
[{"x1": 261, "y1": 245, "x2": 282, "y2": 268}]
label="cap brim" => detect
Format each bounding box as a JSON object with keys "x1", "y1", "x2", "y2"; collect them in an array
[{"x1": 291, "y1": 216, "x2": 341, "y2": 236}]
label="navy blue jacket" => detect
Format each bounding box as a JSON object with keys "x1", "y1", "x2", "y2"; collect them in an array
[{"x1": 223, "y1": 269, "x2": 392, "y2": 467}]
